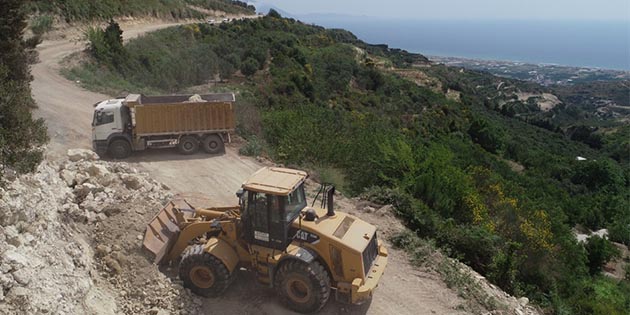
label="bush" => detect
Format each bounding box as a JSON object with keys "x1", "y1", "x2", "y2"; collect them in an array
[
  {"x1": 239, "y1": 136, "x2": 262, "y2": 156},
  {"x1": 240, "y1": 57, "x2": 258, "y2": 77},
  {"x1": 31, "y1": 15, "x2": 53, "y2": 35},
  {"x1": 84, "y1": 20, "x2": 125, "y2": 67},
  {"x1": 585, "y1": 236, "x2": 620, "y2": 275},
  {"x1": 468, "y1": 117, "x2": 505, "y2": 154}
]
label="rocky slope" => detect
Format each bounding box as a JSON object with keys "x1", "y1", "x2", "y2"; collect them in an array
[
  {"x1": 0, "y1": 149, "x2": 201, "y2": 315},
  {"x1": 0, "y1": 148, "x2": 541, "y2": 315}
]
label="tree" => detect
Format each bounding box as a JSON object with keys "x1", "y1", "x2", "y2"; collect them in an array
[
  {"x1": 267, "y1": 9, "x2": 282, "y2": 18},
  {"x1": 240, "y1": 57, "x2": 259, "y2": 77},
  {"x1": 0, "y1": 0, "x2": 48, "y2": 179},
  {"x1": 86, "y1": 19, "x2": 125, "y2": 68},
  {"x1": 468, "y1": 117, "x2": 505, "y2": 154},
  {"x1": 585, "y1": 236, "x2": 620, "y2": 275}
]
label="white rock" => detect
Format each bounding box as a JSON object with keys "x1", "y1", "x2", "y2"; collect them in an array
[
  {"x1": 0, "y1": 263, "x2": 12, "y2": 273},
  {"x1": 0, "y1": 273, "x2": 15, "y2": 289},
  {"x1": 60, "y1": 169, "x2": 77, "y2": 187},
  {"x1": 74, "y1": 173, "x2": 89, "y2": 185},
  {"x1": 12, "y1": 268, "x2": 31, "y2": 285},
  {"x1": 120, "y1": 174, "x2": 143, "y2": 190},
  {"x1": 518, "y1": 297, "x2": 529, "y2": 306},
  {"x1": 67, "y1": 149, "x2": 99, "y2": 162},
  {"x1": 4, "y1": 226, "x2": 20, "y2": 247},
  {"x1": 87, "y1": 164, "x2": 109, "y2": 177},
  {"x1": 1, "y1": 248, "x2": 29, "y2": 268}
]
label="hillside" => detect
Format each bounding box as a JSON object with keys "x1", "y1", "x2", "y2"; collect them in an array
[
  {"x1": 58, "y1": 12, "x2": 630, "y2": 314},
  {"x1": 2, "y1": 2, "x2": 630, "y2": 314},
  {"x1": 27, "y1": 0, "x2": 255, "y2": 22},
  {"x1": 12, "y1": 16, "x2": 543, "y2": 315}
]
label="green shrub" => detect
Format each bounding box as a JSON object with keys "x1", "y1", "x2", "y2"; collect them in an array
[
  {"x1": 240, "y1": 57, "x2": 258, "y2": 77},
  {"x1": 585, "y1": 236, "x2": 620, "y2": 275},
  {"x1": 239, "y1": 136, "x2": 262, "y2": 156},
  {"x1": 31, "y1": 15, "x2": 53, "y2": 35}
]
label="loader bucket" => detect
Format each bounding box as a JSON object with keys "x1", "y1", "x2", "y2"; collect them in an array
[{"x1": 143, "y1": 199, "x2": 196, "y2": 264}]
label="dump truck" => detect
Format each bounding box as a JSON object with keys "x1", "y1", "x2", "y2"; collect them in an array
[
  {"x1": 91, "y1": 93, "x2": 235, "y2": 159},
  {"x1": 143, "y1": 167, "x2": 388, "y2": 313}
]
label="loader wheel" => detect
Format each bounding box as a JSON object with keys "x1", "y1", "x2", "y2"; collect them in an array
[
  {"x1": 108, "y1": 139, "x2": 131, "y2": 159},
  {"x1": 201, "y1": 134, "x2": 224, "y2": 154},
  {"x1": 179, "y1": 245, "x2": 232, "y2": 297},
  {"x1": 274, "y1": 260, "x2": 330, "y2": 313},
  {"x1": 178, "y1": 136, "x2": 199, "y2": 155}
]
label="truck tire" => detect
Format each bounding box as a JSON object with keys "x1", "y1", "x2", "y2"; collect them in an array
[
  {"x1": 178, "y1": 135, "x2": 199, "y2": 155},
  {"x1": 179, "y1": 245, "x2": 232, "y2": 297},
  {"x1": 202, "y1": 134, "x2": 224, "y2": 154},
  {"x1": 108, "y1": 139, "x2": 132, "y2": 159},
  {"x1": 274, "y1": 260, "x2": 330, "y2": 313}
]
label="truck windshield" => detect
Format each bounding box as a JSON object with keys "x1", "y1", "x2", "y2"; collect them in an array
[
  {"x1": 93, "y1": 110, "x2": 114, "y2": 126},
  {"x1": 285, "y1": 184, "x2": 306, "y2": 221}
]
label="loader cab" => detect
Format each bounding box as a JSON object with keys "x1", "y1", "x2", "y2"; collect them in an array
[{"x1": 238, "y1": 168, "x2": 308, "y2": 250}]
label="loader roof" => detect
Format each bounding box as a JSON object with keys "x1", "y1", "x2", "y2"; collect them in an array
[{"x1": 242, "y1": 167, "x2": 307, "y2": 196}]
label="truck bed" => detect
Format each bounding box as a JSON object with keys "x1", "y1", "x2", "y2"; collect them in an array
[{"x1": 125, "y1": 94, "x2": 236, "y2": 136}]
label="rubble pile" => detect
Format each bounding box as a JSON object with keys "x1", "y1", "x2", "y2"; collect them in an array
[{"x1": 0, "y1": 149, "x2": 200, "y2": 314}]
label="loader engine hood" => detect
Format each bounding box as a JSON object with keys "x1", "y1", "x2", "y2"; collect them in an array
[{"x1": 294, "y1": 208, "x2": 376, "y2": 254}]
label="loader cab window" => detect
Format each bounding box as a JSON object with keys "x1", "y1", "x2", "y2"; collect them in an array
[{"x1": 285, "y1": 184, "x2": 306, "y2": 221}]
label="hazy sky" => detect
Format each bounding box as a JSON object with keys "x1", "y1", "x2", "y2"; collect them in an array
[{"x1": 250, "y1": 0, "x2": 630, "y2": 20}]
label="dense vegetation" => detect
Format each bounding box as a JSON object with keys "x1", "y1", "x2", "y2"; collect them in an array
[
  {"x1": 0, "y1": 1, "x2": 48, "y2": 181},
  {"x1": 67, "y1": 13, "x2": 630, "y2": 314},
  {"x1": 27, "y1": 0, "x2": 255, "y2": 22}
]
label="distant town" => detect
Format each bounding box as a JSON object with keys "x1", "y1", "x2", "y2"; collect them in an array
[{"x1": 429, "y1": 56, "x2": 630, "y2": 86}]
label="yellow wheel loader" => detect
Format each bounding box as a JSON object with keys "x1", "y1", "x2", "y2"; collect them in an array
[{"x1": 143, "y1": 167, "x2": 388, "y2": 313}]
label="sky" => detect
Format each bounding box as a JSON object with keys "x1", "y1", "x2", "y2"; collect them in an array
[{"x1": 249, "y1": 0, "x2": 630, "y2": 21}]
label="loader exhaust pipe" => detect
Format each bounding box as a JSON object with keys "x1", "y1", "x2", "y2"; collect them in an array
[
  {"x1": 312, "y1": 184, "x2": 336, "y2": 216},
  {"x1": 326, "y1": 186, "x2": 335, "y2": 216}
]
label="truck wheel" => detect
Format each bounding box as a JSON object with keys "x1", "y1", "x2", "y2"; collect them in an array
[
  {"x1": 179, "y1": 245, "x2": 232, "y2": 297},
  {"x1": 202, "y1": 134, "x2": 224, "y2": 154},
  {"x1": 178, "y1": 136, "x2": 199, "y2": 155},
  {"x1": 108, "y1": 139, "x2": 131, "y2": 159},
  {"x1": 274, "y1": 260, "x2": 330, "y2": 313}
]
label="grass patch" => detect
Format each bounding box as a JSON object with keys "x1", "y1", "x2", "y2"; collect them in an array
[
  {"x1": 61, "y1": 60, "x2": 162, "y2": 96},
  {"x1": 239, "y1": 135, "x2": 263, "y2": 156},
  {"x1": 31, "y1": 15, "x2": 53, "y2": 35}
]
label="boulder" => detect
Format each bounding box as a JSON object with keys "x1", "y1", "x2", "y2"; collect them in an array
[
  {"x1": 67, "y1": 149, "x2": 99, "y2": 162},
  {"x1": 1, "y1": 248, "x2": 29, "y2": 269},
  {"x1": 60, "y1": 169, "x2": 77, "y2": 187},
  {"x1": 120, "y1": 174, "x2": 143, "y2": 190},
  {"x1": 86, "y1": 164, "x2": 110, "y2": 177}
]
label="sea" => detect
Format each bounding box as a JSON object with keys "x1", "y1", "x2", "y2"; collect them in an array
[{"x1": 294, "y1": 16, "x2": 630, "y2": 71}]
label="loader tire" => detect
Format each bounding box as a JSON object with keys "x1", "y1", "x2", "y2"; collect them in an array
[
  {"x1": 179, "y1": 245, "x2": 232, "y2": 297},
  {"x1": 108, "y1": 139, "x2": 131, "y2": 159},
  {"x1": 201, "y1": 134, "x2": 224, "y2": 154},
  {"x1": 274, "y1": 260, "x2": 330, "y2": 313},
  {"x1": 178, "y1": 136, "x2": 199, "y2": 155}
]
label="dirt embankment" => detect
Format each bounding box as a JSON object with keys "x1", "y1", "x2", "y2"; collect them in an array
[{"x1": 13, "y1": 18, "x2": 544, "y2": 315}]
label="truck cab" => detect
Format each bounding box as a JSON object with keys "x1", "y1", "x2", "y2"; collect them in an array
[{"x1": 92, "y1": 98, "x2": 130, "y2": 156}]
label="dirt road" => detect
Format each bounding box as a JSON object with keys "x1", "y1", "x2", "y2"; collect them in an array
[{"x1": 31, "y1": 21, "x2": 467, "y2": 315}]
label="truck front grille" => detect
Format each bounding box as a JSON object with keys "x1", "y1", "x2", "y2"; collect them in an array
[{"x1": 362, "y1": 233, "x2": 378, "y2": 276}]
